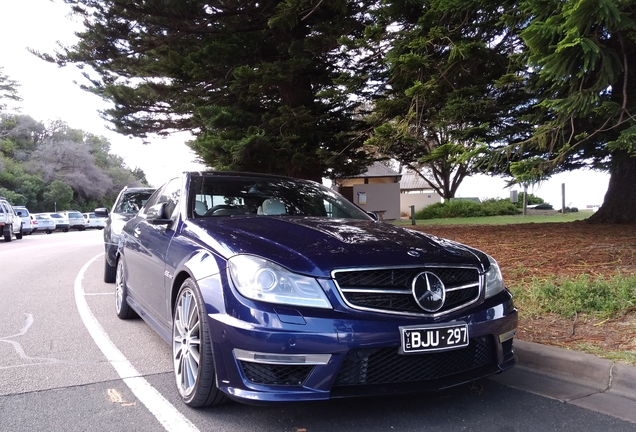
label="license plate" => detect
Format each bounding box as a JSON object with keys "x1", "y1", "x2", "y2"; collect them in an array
[{"x1": 400, "y1": 323, "x2": 469, "y2": 354}]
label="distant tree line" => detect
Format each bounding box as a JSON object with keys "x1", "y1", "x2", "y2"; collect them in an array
[{"x1": 0, "y1": 99, "x2": 148, "y2": 212}]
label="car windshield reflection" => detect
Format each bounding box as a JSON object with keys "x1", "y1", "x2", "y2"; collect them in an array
[{"x1": 189, "y1": 175, "x2": 370, "y2": 220}]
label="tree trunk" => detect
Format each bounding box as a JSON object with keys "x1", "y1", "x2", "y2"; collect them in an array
[{"x1": 587, "y1": 151, "x2": 636, "y2": 224}]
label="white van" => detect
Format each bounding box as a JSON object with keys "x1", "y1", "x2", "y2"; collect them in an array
[{"x1": 0, "y1": 197, "x2": 23, "y2": 242}]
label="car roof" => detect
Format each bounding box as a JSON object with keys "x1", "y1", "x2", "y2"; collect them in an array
[
  {"x1": 121, "y1": 186, "x2": 156, "y2": 193},
  {"x1": 191, "y1": 171, "x2": 295, "y2": 180}
]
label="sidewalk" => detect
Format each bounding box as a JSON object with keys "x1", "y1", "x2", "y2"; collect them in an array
[{"x1": 490, "y1": 340, "x2": 636, "y2": 424}]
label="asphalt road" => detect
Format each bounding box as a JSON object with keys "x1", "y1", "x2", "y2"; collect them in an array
[{"x1": 1, "y1": 230, "x2": 635, "y2": 431}]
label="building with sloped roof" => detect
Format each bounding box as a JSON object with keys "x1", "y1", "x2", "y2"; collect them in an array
[
  {"x1": 332, "y1": 162, "x2": 402, "y2": 220},
  {"x1": 398, "y1": 171, "x2": 442, "y2": 216},
  {"x1": 333, "y1": 163, "x2": 443, "y2": 220}
]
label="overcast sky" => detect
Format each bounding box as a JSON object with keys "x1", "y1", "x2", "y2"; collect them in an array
[{"x1": 0, "y1": 0, "x2": 609, "y2": 207}]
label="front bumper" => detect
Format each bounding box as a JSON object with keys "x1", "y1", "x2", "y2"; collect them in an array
[{"x1": 205, "y1": 287, "x2": 517, "y2": 404}]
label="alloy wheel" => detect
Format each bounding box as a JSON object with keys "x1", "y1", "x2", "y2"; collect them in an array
[{"x1": 173, "y1": 288, "x2": 201, "y2": 397}]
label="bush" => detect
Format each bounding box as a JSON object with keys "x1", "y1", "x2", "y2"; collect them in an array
[
  {"x1": 517, "y1": 192, "x2": 546, "y2": 207},
  {"x1": 480, "y1": 199, "x2": 521, "y2": 216},
  {"x1": 414, "y1": 198, "x2": 521, "y2": 219}
]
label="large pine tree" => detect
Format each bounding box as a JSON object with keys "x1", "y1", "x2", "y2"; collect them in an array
[
  {"x1": 46, "y1": 0, "x2": 376, "y2": 181},
  {"x1": 519, "y1": 0, "x2": 636, "y2": 223},
  {"x1": 364, "y1": 0, "x2": 533, "y2": 199}
]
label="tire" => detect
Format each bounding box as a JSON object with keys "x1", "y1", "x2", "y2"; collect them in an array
[
  {"x1": 63, "y1": 228, "x2": 69, "y2": 233},
  {"x1": 46, "y1": 230, "x2": 52, "y2": 234},
  {"x1": 115, "y1": 258, "x2": 137, "y2": 319},
  {"x1": 15, "y1": 228, "x2": 23, "y2": 240},
  {"x1": 104, "y1": 258, "x2": 117, "y2": 283},
  {"x1": 4, "y1": 225, "x2": 12, "y2": 242},
  {"x1": 173, "y1": 279, "x2": 227, "y2": 408}
]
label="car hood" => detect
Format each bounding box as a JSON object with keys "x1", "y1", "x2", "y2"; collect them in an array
[
  {"x1": 111, "y1": 212, "x2": 138, "y2": 236},
  {"x1": 185, "y1": 217, "x2": 489, "y2": 277}
]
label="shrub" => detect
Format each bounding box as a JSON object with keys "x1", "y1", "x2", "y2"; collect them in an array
[
  {"x1": 480, "y1": 199, "x2": 522, "y2": 216},
  {"x1": 517, "y1": 192, "x2": 546, "y2": 207},
  {"x1": 414, "y1": 198, "x2": 521, "y2": 219}
]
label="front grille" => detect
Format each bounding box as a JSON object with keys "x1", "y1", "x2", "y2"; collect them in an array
[
  {"x1": 239, "y1": 361, "x2": 314, "y2": 386},
  {"x1": 333, "y1": 267, "x2": 481, "y2": 315},
  {"x1": 334, "y1": 336, "x2": 494, "y2": 387}
]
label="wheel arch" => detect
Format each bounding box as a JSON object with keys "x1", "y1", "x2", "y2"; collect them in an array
[
  {"x1": 171, "y1": 270, "x2": 192, "y2": 315},
  {"x1": 170, "y1": 249, "x2": 224, "y2": 315}
]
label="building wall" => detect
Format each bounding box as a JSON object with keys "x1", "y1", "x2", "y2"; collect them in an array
[
  {"x1": 338, "y1": 177, "x2": 397, "y2": 186},
  {"x1": 400, "y1": 191, "x2": 442, "y2": 216},
  {"x1": 352, "y1": 183, "x2": 401, "y2": 220}
]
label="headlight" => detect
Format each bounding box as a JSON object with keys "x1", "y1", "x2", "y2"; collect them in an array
[
  {"x1": 228, "y1": 255, "x2": 332, "y2": 309},
  {"x1": 484, "y1": 255, "x2": 505, "y2": 298}
]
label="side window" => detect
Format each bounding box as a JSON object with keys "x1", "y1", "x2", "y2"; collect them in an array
[
  {"x1": 142, "y1": 189, "x2": 161, "y2": 212},
  {"x1": 156, "y1": 179, "x2": 181, "y2": 218}
]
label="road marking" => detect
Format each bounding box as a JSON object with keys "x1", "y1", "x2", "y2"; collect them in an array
[
  {"x1": 0, "y1": 313, "x2": 60, "y2": 367},
  {"x1": 74, "y1": 254, "x2": 199, "y2": 432}
]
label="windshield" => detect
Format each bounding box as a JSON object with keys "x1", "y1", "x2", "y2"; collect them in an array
[
  {"x1": 189, "y1": 175, "x2": 371, "y2": 220},
  {"x1": 115, "y1": 191, "x2": 154, "y2": 214}
]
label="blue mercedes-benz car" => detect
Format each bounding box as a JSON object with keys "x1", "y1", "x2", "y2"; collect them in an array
[{"x1": 115, "y1": 171, "x2": 517, "y2": 407}]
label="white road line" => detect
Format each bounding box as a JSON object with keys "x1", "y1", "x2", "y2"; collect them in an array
[{"x1": 74, "y1": 254, "x2": 199, "y2": 432}]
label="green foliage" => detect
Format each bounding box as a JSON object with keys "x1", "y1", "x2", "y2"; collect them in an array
[
  {"x1": 47, "y1": 0, "x2": 376, "y2": 181},
  {"x1": 394, "y1": 211, "x2": 590, "y2": 226},
  {"x1": 0, "y1": 66, "x2": 22, "y2": 112},
  {"x1": 515, "y1": 192, "x2": 546, "y2": 207},
  {"x1": 0, "y1": 187, "x2": 25, "y2": 204},
  {"x1": 414, "y1": 198, "x2": 521, "y2": 219},
  {"x1": 0, "y1": 112, "x2": 148, "y2": 212},
  {"x1": 512, "y1": 274, "x2": 636, "y2": 319},
  {"x1": 514, "y1": 0, "x2": 636, "y2": 174},
  {"x1": 523, "y1": 193, "x2": 545, "y2": 206},
  {"x1": 42, "y1": 180, "x2": 73, "y2": 211},
  {"x1": 364, "y1": 0, "x2": 534, "y2": 199}
]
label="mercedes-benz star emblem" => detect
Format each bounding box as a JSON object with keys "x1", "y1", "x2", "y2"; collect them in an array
[{"x1": 412, "y1": 271, "x2": 446, "y2": 312}]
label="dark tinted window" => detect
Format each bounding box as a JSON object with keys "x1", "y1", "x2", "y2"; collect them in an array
[
  {"x1": 189, "y1": 175, "x2": 370, "y2": 220},
  {"x1": 115, "y1": 190, "x2": 154, "y2": 214}
]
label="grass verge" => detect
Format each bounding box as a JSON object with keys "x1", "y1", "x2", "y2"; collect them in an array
[
  {"x1": 510, "y1": 274, "x2": 636, "y2": 365},
  {"x1": 511, "y1": 274, "x2": 636, "y2": 319},
  {"x1": 394, "y1": 211, "x2": 592, "y2": 226}
]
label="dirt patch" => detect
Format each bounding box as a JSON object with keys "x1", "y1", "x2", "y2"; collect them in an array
[{"x1": 407, "y1": 220, "x2": 636, "y2": 359}]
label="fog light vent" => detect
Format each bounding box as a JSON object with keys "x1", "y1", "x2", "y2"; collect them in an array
[{"x1": 239, "y1": 361, "x2": 314, "y2": 386}]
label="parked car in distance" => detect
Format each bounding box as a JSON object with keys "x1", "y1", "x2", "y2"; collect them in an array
[
  {"x1": 0, "y1": 197, "x2": 23, "y2": 242},
  {"x1": 115, "y1": 172, "x2": 517, "y2": 408},
  {"x1": 83, "y1": 212, "x2": 106, "y2": 229},
  {"x1": 43, "y1": 212, "x2": 70, "y2": 232},
  {"x1": 95, "y1": 186, "x2": 156, "y2": 282},
  {"x1": 13, "y1": 206, "x2": 33, "y2": 235},
  {"x1": 60, "y1": 210, "x2": 86, "y2": 231},
  {"x1": 29, "y1": 214, "x2": 38, "y2": 233},
  {"x1": 32, "y1": 213, "x2": 55, "y2": 234}
]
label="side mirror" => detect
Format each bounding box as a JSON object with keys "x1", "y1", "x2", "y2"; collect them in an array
[
  {"x1": 95, "y1": 207, "x2": 109, "y2": 217},
  {"x1": 146, "y1": 203, "x2": 172, "y2": 225},
  {"x1": 366, "y1": 211, "x2": 379, "y2": 221}
]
